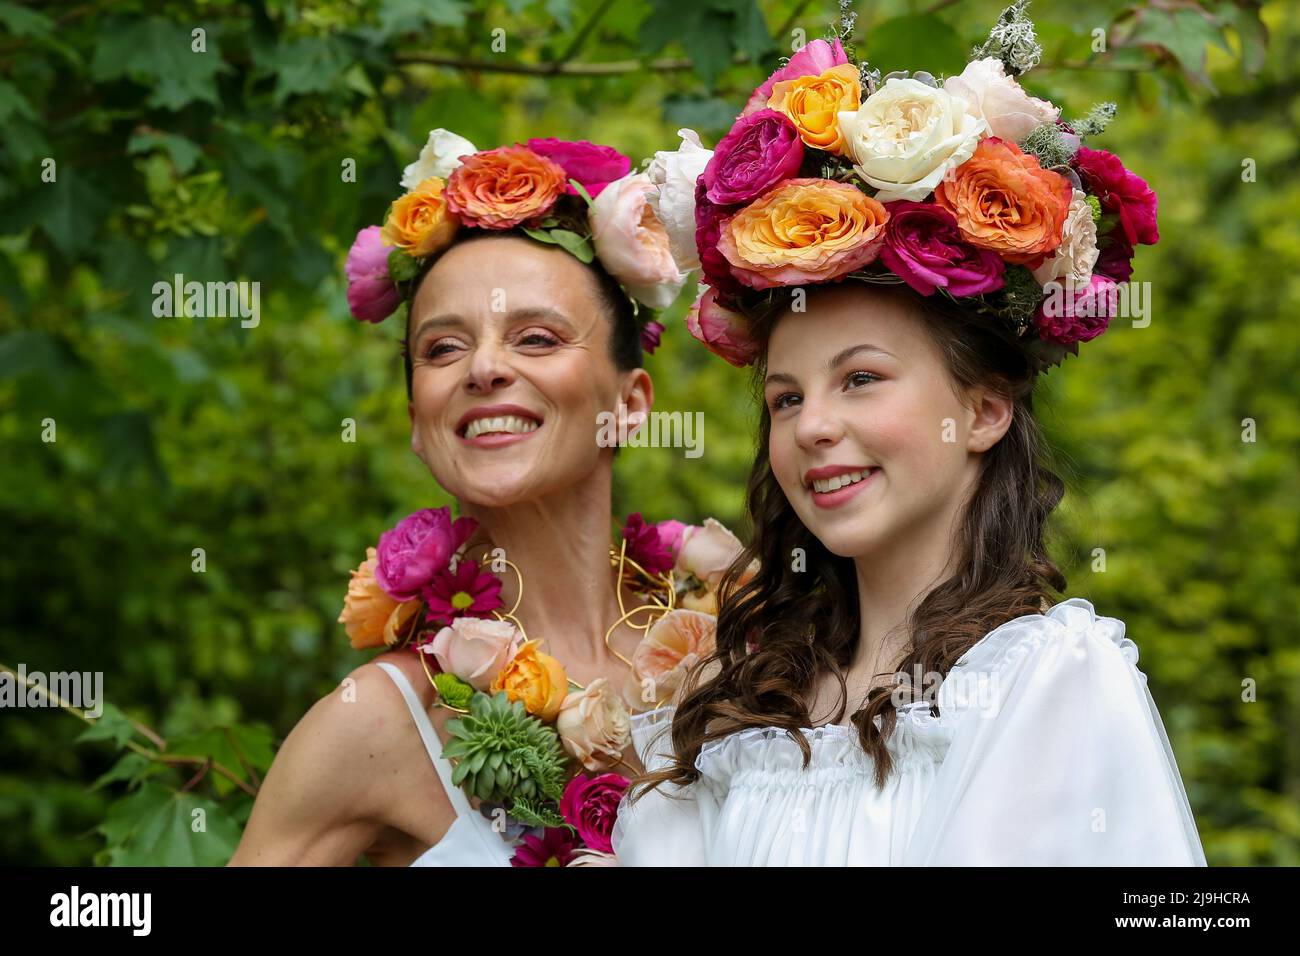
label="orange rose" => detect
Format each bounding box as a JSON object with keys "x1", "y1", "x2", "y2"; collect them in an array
[
  {"x1": 718, "y1": 178, "x2": 889, "y2": 289},
  {"x1": 767, "y1": 63, "x2": 861, "y2": 155},
  {"x1": 381, "y1": 176, "x2": 459, "y2": 257},
  {"x1": 933, "y1": 137, "x2": 1073, "y2": 266},
  {"x1": 339, "y1": 548, "x2": 396, "y2": 649},
  {"x1": 444, "y1": 146, "x2": 568, "y2": 229},
  {"x1": 490, "y1": 640, "x2": 569, "y2": 721}
]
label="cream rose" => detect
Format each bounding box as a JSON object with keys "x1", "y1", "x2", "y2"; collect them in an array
[
  {"x1": 556, "y1": 678, "x2": 632, "y2": 772},
  {"x1": 837, "y1": 77, "x2": 987, "y2": 203},
  {"x1": 400, "y1": 128, "x2": 477, "y2": 192},
  {"x1": 425, "y1": 617, "x2": 522, "y2": 692},
  {"x1": 589, "y1": 171, "x2": 688, "y2": 309},
  {"x1": 1032, "y1": 188, "x2": 1098, "y2": 286},
  {"x1": 676, "y1": 518, "x2": 746, "y2": 589},
  {"x1": 943, "y1": 57, "x2": 1060, "y2": 143},
  {"x1": 646, "y1": 128, "x2": 713, "y2": 273},
  {"x1": 621, "y1": 609, "x2": 716, "y2": 712}
]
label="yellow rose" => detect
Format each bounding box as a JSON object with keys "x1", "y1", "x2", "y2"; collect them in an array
[
  {"x1": 381, "y1": 176, "x2": 459, "y2": 257},
  {"x1": 768, "y1": 63, "x2": 861, "y2": 155},
  {"x1": 338, "y1": 547, "x2": 397, "y2": 650},
  {"x1": 490, "y1": 640, "x2": 569, "y2": 721}
]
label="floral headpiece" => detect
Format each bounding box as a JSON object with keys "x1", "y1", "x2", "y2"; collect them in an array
[
  {"x1": 344, "y1": 130, "x2": 690, "y2": 355},
  {"x1": 656, "y1": 1, "x2": 1158, "y2": 372}
]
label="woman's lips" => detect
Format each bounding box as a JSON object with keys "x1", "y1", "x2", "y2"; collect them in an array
[
  {"x1": 809, "y1": 467, "x2": 879, "y2": 509},
  {"x1": 457, "y1": 421, "x2": 542, "y2": 449}
]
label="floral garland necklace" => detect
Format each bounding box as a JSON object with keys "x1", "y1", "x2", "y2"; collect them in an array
[{"x1": 338, "y1": 507, "x2": 750, "y2": 866}]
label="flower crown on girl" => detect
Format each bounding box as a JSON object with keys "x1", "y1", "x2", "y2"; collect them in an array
[
  {"x1": 343, "y1": 130, "x2": 689, "y2": 355},
  {"x1": 658, "y1": 0, "x2": 1158, "y2": 373}
]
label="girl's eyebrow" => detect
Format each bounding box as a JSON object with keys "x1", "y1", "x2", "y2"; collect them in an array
[{"x1": 765, "y1": 343, "x2": 897, "y2": 388}]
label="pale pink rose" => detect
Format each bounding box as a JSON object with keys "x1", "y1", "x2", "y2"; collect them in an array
[
  {"x1": 1032, "y1": 188, "x2": 1099, "y2": 286},
  {"x1": 589, "y1": 171, "x2": 687, "y2": 309},
  {"x1": 646, "y1": 129, "x2": 713, "y2": 273},
  {"x1": 425, "y1": 617, "x2": 522, "y2": 692},
  {"x1": 685, "y1": 286, "x2": 759, "y2": 368},
  {"x1": 677, "y1": 518, "x2": 747, "y2": 589},
  {"x1": 556, "y1": 678, "x2": 632, "y2": 772},
  {"x1": 621, "y1": 609, "x2": 716, "y2": 712},
  {"x1": 943, "y1": 57, "x2": 1060, "y2": 142}
]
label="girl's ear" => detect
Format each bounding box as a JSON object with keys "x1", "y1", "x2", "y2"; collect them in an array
[{"x1": 965, "y1": 386, "x2": 1014, "y2": 453}]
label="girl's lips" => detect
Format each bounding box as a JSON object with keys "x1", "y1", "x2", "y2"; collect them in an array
[
  {"x1": 457, "y1": 422, "x2": 543, "y2": 449},
  {"x1": 809, "y1": 467, "x2": 879, "y2": 509}
]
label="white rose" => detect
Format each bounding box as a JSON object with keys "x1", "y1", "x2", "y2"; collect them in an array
[
  {"x1": 943, "y1": 57, "x2": 1060, "y2": 143},
  {"x1": 1032, "y1": 189, "x2": 1098, "y2": 286},
  {"x1": 646, "y1": 128, "x2": 713, "y2": 273},
  {"x1": 837, "y1": 78, "x2": 987, "y2": 204},
  {"x1": 400, "y1": 128, "x2": 478, "y2": 192}
]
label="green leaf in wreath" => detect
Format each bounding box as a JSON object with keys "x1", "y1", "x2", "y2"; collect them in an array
[
  {"x1": 521, "y1": 226, "x2": 559, "y2": 245},
  {"x1": 568, "y1": 178, "x2": 596, "y2": 208},
  {"x1": 549, "y1": 229, "x2": 594, "y2": 263}
]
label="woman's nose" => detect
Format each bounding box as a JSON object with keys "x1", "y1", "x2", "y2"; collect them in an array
[{"x1": 463, "y1": 341, "x2": 515, "y2": 394}]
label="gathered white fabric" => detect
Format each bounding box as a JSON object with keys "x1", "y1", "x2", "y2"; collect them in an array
[{"x1": 611, "y1": 598, "x2": 1207, "y2": 866}]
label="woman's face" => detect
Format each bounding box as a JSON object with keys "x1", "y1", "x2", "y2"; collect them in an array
[
  {"x1": 408, "y1": 235, "x2": 651, "y2": 507},
  {"x1": 762, "y1": 286, "x2": 1011, "y2": 559}
]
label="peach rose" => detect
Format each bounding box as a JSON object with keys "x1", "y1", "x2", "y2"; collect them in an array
[
  {"x1": 491, "y1": 640, "x2": 569, "y2": 721},
  {"x1": 380, "y1": 177, "x2": 460, "y2": 257},
  {"x1": 718, "y1": 178, "x2": 889, "y2": 289},
  {"x1": 444, "y1": 145, "x2": 568, "y2": 230},
  {"x1": 339, "y1": 547, "x2": 400, "y2": 650},
  {"x1": 426, "y1": 617, "x2": 522, "y2": 692},
  {"x1": 621, "y1": 609, "x2": 716, "y2": 712},
  {"x1": 933, "y1": 137, "x2": 1072, "y2": 267},
  {"x1": 588, "y1": 171, "x2": 687, "y2": 309},
  {"x1": 556, "y1": 678, "x2": 632, "y2": 772},
  {"x1": 767, "y1": 63, "x2": 861, "y2": 155},
  {"x1": 383, "y1": 599, "x2": 422, "y2": 647}
]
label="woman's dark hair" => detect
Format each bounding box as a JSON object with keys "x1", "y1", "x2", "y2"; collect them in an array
[
  {"x1": 632, "y1": 281, "x2": 1068, "y2": 799},
  {"x1": 402, "y1": 229, "x2": 642, "y2": 399}
]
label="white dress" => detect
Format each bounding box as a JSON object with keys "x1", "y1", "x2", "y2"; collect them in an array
[
  {"x1": 611, "y1": 598, "x2": 1208, "y2": 866},
  {"x1": 376, "y1": 662, "x2": 515, "y2": 866}
]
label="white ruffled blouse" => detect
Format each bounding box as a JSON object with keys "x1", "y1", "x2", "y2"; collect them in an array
[{"x1": 611, "y1": 598, "x2": 1207, "y2": 866}]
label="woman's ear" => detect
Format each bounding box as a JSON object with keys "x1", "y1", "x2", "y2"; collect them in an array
[
  {"x1": 620, "y1": 368, "x2": 654, "y2": 441},
  {"x1": 965, "y1": 385, "x2": 1014, "y2": 453}
]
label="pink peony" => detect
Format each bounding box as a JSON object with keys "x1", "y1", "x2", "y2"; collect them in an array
[
  {"x1": 559, "y1": 773, "x2": 629, "y2": 854},
  {"x1": 685, "y1": 286, "x2": 759, "y2": 368},
  {"x1": 344, "y1": 226, "x2": 401, "y2": 323},
  {"x1": 1034, "y1": 275, "x2": 1119, "y2": 345},
  {"x1": 374, "y1": 509, "x2": 476, "y2": 603},
  {"x1": 701, "y1": 109, "x2": 805, "y2": 206},
  {"x1": 655, "y1": 519, "x2": 687, "y2": 558},
  {"x1": 741, "y1": 38, "x2": 849, "y2": 117},
  {"x1": 524, "y1": 137, "x2": 631, "y2": 199},
  {"x1": 879, "y1": 200, "x2": 1006, "y2": 297},
  {"x1": 1072, "y1": 147, "x2": 1159, "y2": 247}
]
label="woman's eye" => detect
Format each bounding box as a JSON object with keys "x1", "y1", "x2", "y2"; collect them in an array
[
  {"x1": 769, "y1": 392, "x2": 801, "y2": 412},
  {"x1": 422, "y1": 340, "x2": 460, "y2": 359},
  {"x1": 519, "y1": 332, "x2": 560, "y2": 347},
  {"x1": 845, "y1": 370, "x2": 880, "y2": 389}
]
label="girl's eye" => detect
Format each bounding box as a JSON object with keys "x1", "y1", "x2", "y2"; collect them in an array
[
  {"x1": 845, "y1": 370, "x2": 880, "y2": 389},
  {"x1": 769, "y1": 392, "x2": 801, "y2": 412}
]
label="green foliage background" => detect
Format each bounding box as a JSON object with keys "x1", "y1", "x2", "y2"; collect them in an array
[{"x1": 0, "y1": 0, "x2": 1295, "y2": 865}]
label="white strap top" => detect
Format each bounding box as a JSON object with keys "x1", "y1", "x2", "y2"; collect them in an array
[{"x1": 375, "y1": 661, "x2": 514, "y2": 867}]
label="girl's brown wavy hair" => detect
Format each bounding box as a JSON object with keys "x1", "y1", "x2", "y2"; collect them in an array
[{"x1": 631, "y1": 282, "x2": 1068, "y2": 799}]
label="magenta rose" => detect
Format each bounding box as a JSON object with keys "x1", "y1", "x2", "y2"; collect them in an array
[
  {"x1": 345, "y1": 226, "x2": 401, "y2": 323},
  {"x1": 1034, "y1": 274, "x2": 1119, "y2": 345},
  {"x1": 701, "y1": 109, "x2": 805, "y2": 206},
  {"x1": 1093, "y1": 232, "x2": 1134, "y2": 283},
  {"x1": 525, "y1": 138, "x2": 631, "y2": 199},
  {"x1": 1072, "y1": 147, "x2": 1158, "y2": 247},
  {"x1": 374, "y1": 508, "x2": 476, "y2": 603},
  {"x1": 741, "y1": 37, "x2": 849, "y2": 117},
  {"x1": 686, "y1": 285, "x2": 759, "y2": 368},
  {"x1": 559, "y1": 773, "x2": 629, "y2": 854},
  {"x1": 694, "y1": 181, "x2": 743, "y2": 296},
  {"x1": 621, "y1": 513, "x2": 674, "y2": 577},
  {"x1": 879, "y1": 201, "x2": 1006, "y2": 297}
]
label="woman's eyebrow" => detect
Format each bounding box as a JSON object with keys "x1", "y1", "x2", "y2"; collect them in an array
[{"x1": 411, "y1": 307, "x2": 575, "y2": 342}]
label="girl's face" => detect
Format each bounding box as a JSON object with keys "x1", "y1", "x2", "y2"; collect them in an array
[
  {"x1": 763, "y1": 286, "x2": 1011, "y2": 559},
  {"x1": 407, "y1": 235, "x2": 651, "y2": 508}
]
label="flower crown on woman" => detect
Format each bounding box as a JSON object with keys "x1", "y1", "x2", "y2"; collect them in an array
[
  {"x1": 343, "y1": 130, "x2": 689, "y2": 354},
  {"x1": 655, "y1": 0, "x2": 1158, "y2": 372}
]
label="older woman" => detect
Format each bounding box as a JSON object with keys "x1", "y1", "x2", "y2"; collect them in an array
[{"x1": 230, "y1": 132, "x2": 739, "y2": 866}]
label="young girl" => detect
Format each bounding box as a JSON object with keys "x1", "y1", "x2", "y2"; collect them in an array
[{"x1": 611, "y1": 12, "x2": 1207, "y2": 866}]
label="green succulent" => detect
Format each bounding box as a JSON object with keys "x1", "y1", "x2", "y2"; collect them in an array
[
  {"x1": 432, "y1": 672, "x2": 474, "y2": 711},
  {"x1": 441, "y1": 691, "x2": 569, "y2": 807}
]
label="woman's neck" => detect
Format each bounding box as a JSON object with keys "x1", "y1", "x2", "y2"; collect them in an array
[{"x1": 459, "y1": 467, "x2": 627, "y2": 669}]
